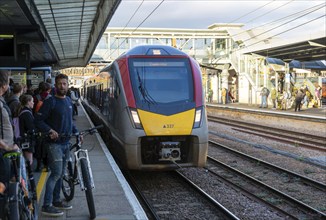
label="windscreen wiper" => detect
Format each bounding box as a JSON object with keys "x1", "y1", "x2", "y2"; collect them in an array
[{"x1": 136, "y1": 70, "x2": 157, "y2": 106}]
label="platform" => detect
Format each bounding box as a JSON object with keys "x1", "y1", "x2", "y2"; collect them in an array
[
  {"x1": 206, "y1": 102, "x2": 326, "y2": 136},
  {"x1": 34, "y1": 105, "x2": 148, "y2": 220},
  {"x1": 207, "y1": 102, "x2": 326, "y2": 120}
]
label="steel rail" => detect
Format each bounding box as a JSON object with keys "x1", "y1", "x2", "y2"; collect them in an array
[
  {"x1": 175, "y1": 170, "x2": 240, "y2": 220},
  {"x1": 204, "y1": 160, "x2": 297, "y2": 220},
  {"x1": 208, "y1": 116, "x2": 326, "y2": 149},
  {"x1": 231, "y1": 127, "x2": 326, "y2": 152},
  {"x1": 207, "y1": 155, "x2": 326, "y2": 219},
  {"x1": 209, "y1": 140, "x2": 326, "y2": 190},
  {"x1": 123, "y1": 170, "x2": 159, "y2": 220}
]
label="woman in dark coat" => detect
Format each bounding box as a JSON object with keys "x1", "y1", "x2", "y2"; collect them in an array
[{"x1": 19, "y1": 94, "x2": 35, "y2": 165}]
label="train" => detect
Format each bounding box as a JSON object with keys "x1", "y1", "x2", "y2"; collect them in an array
[{"x1": 83, "y1": 45, "x2": 208, "y2": 170}]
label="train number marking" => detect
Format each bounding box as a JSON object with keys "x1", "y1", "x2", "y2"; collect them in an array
[{"x1": 163, "y1": 124, "x2": 174, "y2": 128}]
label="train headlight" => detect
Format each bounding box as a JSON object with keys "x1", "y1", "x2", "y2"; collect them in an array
[
  {"x1": 193, "y1": 107, "x2": 202, "y2": 128},
  {"x1": 130, "y1": 108, "x2": 143, "y2": 129}
]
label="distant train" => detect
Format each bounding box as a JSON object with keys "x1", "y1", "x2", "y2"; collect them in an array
[{"x1": 83, "y1": 45, "x2": 208, "y2": 170}]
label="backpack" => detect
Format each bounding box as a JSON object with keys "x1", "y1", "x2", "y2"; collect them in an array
[
  {"x1": 34, "y1": 100, "x2": 43, "y2": 113},
  {"x1": 13, "y1": 109, "x2": 31, "y2": 141},
  {"x1": 35, "y1": 95, "x2": 57, "y2": 115},
  {"x1": 34, "y1": 94, "x2": 52, "y2": 113}
]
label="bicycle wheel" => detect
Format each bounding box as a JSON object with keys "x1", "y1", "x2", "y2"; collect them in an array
[
  {"x1": 80, "y1": 158, "x2": 96, "y2": 219},
  {"x1": 62, "y1": 160, "x2": 75, "y2": 201}
]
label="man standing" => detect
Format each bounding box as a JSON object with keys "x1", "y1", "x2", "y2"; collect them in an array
[
  {"x1": 294, "y1": 89, "x2": 305, "y2": 112},
  {"x1": 35, "y1": 74, "x2": 78, "y2": 217},
  {"x1": 6, "y1": 83, "x2": 23, "y2": 117}
]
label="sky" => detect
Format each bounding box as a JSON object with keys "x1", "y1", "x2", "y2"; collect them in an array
[{"x1": 108, "y1": 0, "x2": 325, "y2": 41}]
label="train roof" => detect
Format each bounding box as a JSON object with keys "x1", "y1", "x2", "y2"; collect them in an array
[
  {"x1": 100, "y1": 45, "x2": 189, "y2": 73},
  {"x1": 120, "y1": 45, "x2": 187, "y2": 57}
]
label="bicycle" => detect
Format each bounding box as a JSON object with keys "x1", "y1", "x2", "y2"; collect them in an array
[
  {"x1": 61, "y1": 125, "x2": 103, "y2": 219},
  {"x1": 2, "y1": 149, "x2": 37, "y2": 220}
]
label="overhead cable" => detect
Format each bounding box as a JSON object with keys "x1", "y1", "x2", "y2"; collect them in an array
[
  {"x1": 103, "y1": 0, "x2": 145, "y2": 59},
  {"x1": 107, "y1": 0, "x2": 165, "y2": 59},
  {"x1": 243, "y1": 0, "x2": 294, "y2": 24},
  {"x1": 232, "y1": 2, "x2": 325, "y2": 39},
  {"x1": 238, "y1": 15, "x2": 325, "y2": 52},
  {"x1": 241, "y1": 4, "x2": 325, "y2": 43}
]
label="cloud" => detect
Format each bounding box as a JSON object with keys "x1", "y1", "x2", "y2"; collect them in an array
[{"x1": 108, "y1": 0, "x2": 325, "y2": 40}]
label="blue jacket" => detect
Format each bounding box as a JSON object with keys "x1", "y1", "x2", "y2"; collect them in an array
[{"x1": 34, "y1": 96, "x2": 77, "y2": 144}]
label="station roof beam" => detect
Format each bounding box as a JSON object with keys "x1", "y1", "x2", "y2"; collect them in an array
[{"x1": 0, "y1": 0, "x2": 121, "y2": 68}]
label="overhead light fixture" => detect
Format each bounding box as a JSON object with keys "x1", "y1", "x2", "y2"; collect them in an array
[{"x1": 0, "y1": 34, "x2": 14, "y2": 39}]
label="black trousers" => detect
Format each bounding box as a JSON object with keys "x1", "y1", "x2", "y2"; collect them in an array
[
  {"x1": 0, "y1": 155, "x2": 11, "y2": 218},
  {"x1": 0, "y1": 155, "x2": 11, "y2": 189},
  {"x1": 294, "y1": 100, "x2": 301, "y2": 111}
]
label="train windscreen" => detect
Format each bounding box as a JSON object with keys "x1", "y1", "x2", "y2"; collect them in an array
[{"x1": 129, "y1": 57, "x2": 195, "y2": 114}]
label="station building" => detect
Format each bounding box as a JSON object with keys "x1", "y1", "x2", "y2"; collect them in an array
[{"x1": 92, "y1": 24, "x2": 326, "y2": 107}]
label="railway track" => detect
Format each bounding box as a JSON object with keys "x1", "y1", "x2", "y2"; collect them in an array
[
  {"x1": 125, "y1": 170, "x2": 239, "y2": 220},
  {"x1": 208, "y1": 115, "x2": 326, "y2": 152},
  {"x1": 208, "y1": 140, "x2": 326, "y2": 219}
]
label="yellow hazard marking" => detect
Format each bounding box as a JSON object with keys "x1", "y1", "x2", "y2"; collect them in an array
[
  {"x1": 36, "y1": 169, "x2": 48, "y2": 203},
  {"x1": 138, "y1": 109, "x2": 195, "y2": 135}
]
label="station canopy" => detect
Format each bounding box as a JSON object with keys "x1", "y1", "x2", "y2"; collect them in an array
[
  {"x1": 266, "y1": 58, "x2": 326, "y2": 70},
  {"x1": 250, "y1": 37, "x2": 326, "y2": 62},
  {"x1": 0, "y1": 0, "x2": 121, "y2": 68}
]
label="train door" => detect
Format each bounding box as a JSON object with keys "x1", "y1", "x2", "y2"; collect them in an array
[{"x1": 107, "y1": 65, "x2": 121, "y2": 129}]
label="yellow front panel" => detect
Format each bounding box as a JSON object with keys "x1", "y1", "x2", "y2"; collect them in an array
[{"x1": 138, "y1": 109, "x2": 195, "y2": 136}]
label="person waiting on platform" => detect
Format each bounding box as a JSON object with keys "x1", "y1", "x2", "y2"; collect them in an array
[
  {"x1": 0, "y1": 70, "x2": 19, "y2": 218},
  {"x1": 259, "y1": 87, "x2": 269, "y2": 108},
  {"x1": 294, "y1": 89, "x2": 305, "y2": 112},
  {"x1": 221, "y1": 88, "x2": 227, "y2": 104},
  {"x1": 6, "y1": 83, "x2": 23, "y2": 117},
  {"x1": 19, "y1": 94, "x2": 36, "y2": 165},
  {"x1": 270, "y1": 87, "x2": 277, "y2": 109},
  {"x1": 315, "y1": 85, "x2": 322, "y2": 107},
  {"x1": 207, "y1": 89, "x2": 213, "y2": 103},
  {"x1": 35, "y1": 74, "x2": 79, "y2": 217},
  {"x1": 228, "y1": 88, "x2": 235, "y2": 103},
  {"x1": 302, "y1": 89, "x2": 311, "y2": 109},
  {"x1": 281, "y1": 90, "x2": 290, "y2": 110}
]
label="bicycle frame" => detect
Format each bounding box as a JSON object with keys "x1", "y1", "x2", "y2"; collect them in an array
[{"x1": 61, "y1": 125, "x2": 102, "y2": 219}]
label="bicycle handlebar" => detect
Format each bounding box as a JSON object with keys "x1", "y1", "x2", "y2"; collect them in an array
[
  {"x1": 76, "y1": 124, "x2": 104, "y2": 136},
  {"x1": 20, "y1": 125, "x2": 104, "y2": 140}
]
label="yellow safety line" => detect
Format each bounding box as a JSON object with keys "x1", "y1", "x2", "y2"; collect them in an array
[{"x1": 36, "y1": 169, "x2": 48, "y2": 203}]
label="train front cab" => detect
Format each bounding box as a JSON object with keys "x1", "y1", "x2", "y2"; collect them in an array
[{"x1": 119, "y1": 54, "x2": 208, "y2": 170}]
